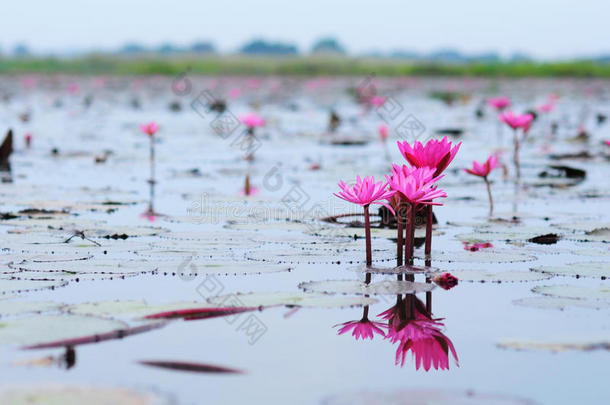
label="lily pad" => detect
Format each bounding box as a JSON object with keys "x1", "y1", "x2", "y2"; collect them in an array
[
  {"x1": 446, "y1": 270, "x2": 553, "y2": 283},
  {"x1": 350, "y1": 264, "x2": 437, "y2": 275},
  {"x1": 0, "y1": 300, "x2": 64, "y2": 317},
  {"x1": 531, "y1": 262, "x2": 609, "y2": 279},
  {"x1": 207, "y1": 292, "x2": 378, "y2": 308},
  {"x1": 0, "y1": 314, "x2": 127, "y2": 346},
  {"x1": 66, "y1": 300, "x2": 209, "y2": 320},
  {"x1": 298, "y1": 280, "x2": 435, "y2": 295},
  {"x1": 497, "y1": 340, "x2": 610, "y2": 353},
  {"x1": 155, "y1": 260, "x2": 292, "y2": 276},
  {"x1": 0, "y1": 279, "x2": 68, "y2": 295},
  {"x1": 415, "y1": 250, "x2": 537, "y2": 263},
  {"x1": 513, "y1": 296, "x2": 610, "y2": 310},
  {"x1": 532, "y1": 284, "x2": 610, "y2": 300},
  {"x1": 13, "y1": 258, "x2": 158, "y2": 275}
]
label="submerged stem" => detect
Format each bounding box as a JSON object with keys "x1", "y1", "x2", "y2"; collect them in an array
[
  {"x1": 363, "y1": 204, "x2": 372, "y2": 267},
  {"x1": 396, "y1": 205, "x2": 403, "y2": 267},
  {"x1": 484, "y1": 176, "x2": 494, "y2": 217},
  {"x1": 425, "y1": 205, "x2": 433, "y2": 257},
  {"x1": 513, "y1": 129, "x2": 521, "y2": 179},
  {"x1": 404, "y1": 202, "x2": 414, "y2": 266}
]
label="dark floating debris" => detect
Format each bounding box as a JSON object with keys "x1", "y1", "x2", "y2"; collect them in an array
[
  {"x1": 528, "y1": 233, "x2": 561, "y2": 245},
  {"x1": 104, "y1": 233, "x2": 129, "y2": 240},
  {"x1": 0, "y1": 129, "x2": 13, "y2": 178},
  {"x1": 328, "y1": 110, "x2": 341, "y2": 133},
  {"x1": 549, "y1": 151, "x2": 593, "y2": 160},
  {"x1": 209, "y1": 99, "x2": 227, "y2": 113},
  {"x1": 138, "y1": 360, "x2": 243, "y2": 374},
  {"x1": 538, "y1": 165, "x2": 586, "y2": 180},
  {"x1": 168, "y1": 101, "x2": 182, "y2": 112},
  {"x1": 435, "y1": 128, "x2": 463, "y2": 137}
]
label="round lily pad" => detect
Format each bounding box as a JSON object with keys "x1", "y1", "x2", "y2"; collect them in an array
[
  {"x1": 446, "y1": 270, "x2": 553, "y2": 283},
  {"x1": 531, "y1": 262, "x2": 609, "y2": 279},
  {"x1": 415, "y1": 250, "x2": 537, "y2": 263},
  {"x1": 0, "y1": 314, "x2": 127, "y2": 346},
  {"x1": 532, "y1": 285, "x2": 610, "y2": 300},
  {"x1": 0, "y1": 300, "x2": 64, "y2": 317},
  {"x1": 298, "y1": 279, "x2": 435, "y2": 295},
  {"x1": 207, "y1": 292, "x2": 378, "y2": 308},
  {"x1": 154, "y1": 260, "x2": 292, "y2": 276},
  {"x1": 497, "y1": 340, "x2": 610, "y2": 353},
  {"x1": 513, "y1": 296, "x2": 610, "y2": 310},
  {"x1": 66, "y1": 300, "x2": 208, "y2": 320},
  {"x1": 0, "y1": 279, "x2": 68, "y2": 295},
  {"x1": 350, "y1": 264, "x2": 438, "y2": 275},
  {"x1": 13, "y1": 259, "x2": 158, "y2": 275}
]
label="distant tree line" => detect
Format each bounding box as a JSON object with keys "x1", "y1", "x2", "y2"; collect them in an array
[{"x1": 2, "y1": 38, "x2": 610, "y2": 63}]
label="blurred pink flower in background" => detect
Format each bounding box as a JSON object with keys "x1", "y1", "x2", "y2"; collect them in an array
[
  {"x1": 140, "y1": 121, "x2": 159, "y2": 136},
  {"x1": 378, "y1": 124, "x2": 389, "y2": 141},
  {"x1": 240, "y1": 113, "x2": 265, "y2": 128},
  {"x1": 67, "y1": 83, "x2": 80, "y2": 94},
  {"x1": 370, "y1": 95, "x2": 386, "y2": 107},
  {"x1": 228, "y1": 88, "x2": 241, "y2": 99},
  {"x1": 464, "y1": 154, "x2": 498, "y2": 178},
  {"x1": 499, "y1": 111, "x2": 534, "y2": 131},
  {"x1": 488, "y1": 96, "x2": 510, "y2": 110}
]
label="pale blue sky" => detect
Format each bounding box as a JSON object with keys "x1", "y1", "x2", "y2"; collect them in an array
[{"x1": 2, "y1": 0, "x2": 608, "y2": 58}]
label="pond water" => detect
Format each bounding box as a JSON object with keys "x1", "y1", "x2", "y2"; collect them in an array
[{"x1": 0, "y1": 75, "x2": 608, "y2": 405}]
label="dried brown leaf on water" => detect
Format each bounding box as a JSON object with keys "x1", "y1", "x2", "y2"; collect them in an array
[{"x1": 138, "y1": 360, "x2": 243, "y2": 374}]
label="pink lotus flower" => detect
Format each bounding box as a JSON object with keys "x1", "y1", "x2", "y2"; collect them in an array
[
  {"x1": 605, "y1": 140, "x2": 610, "y2": 147},
  {"x1": 335, "y1": 319, "x2": 386, "y2": 340},
  {"x1": 488, "y1": 96, "x2": 510, "y2": 110},
  {"x1": 370, "y1": 96, "x2": 386, "y2": 107},
  {"x1": 397, "y1": 137, "x2": 461, "y2": 177},
  {"x1": 499, "y1": 111, "x2": 534, "y2": 131},
  {"x1": 431, "y1": 272, "x2": 459, "y2": 290},
  {"x1": 240, "y1": 113, "x2": 265, "y2": 128},
  {"x1": 140, "y1": 121, "x2": 159, "y2": 136},
  {"x1": 393, "y1": 319, "x2": 459, "y2": 370},
  {"x1": 386, "y1": 165, "x2": 447, "y2": 206},
  {"x1": 379, "y1": 124, "x2": 389, "y2": 141},
  {"x1": 334, "y1": 176, "x2": 396, "y2": 212},
  {"x1": 464, "y1": 154, "x2": 498, "y2": 178}
]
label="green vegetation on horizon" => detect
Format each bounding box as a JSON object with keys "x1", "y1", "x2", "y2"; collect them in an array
[{"x1": 0, "y1": 56, "x2": 609, "y2": 77}]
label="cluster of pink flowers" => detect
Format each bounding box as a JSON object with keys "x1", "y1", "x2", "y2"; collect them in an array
[
  {"x1": 334, "y1": 136, "x2": 461, "y2": 266},
  {"x1": 335, "y1": 136, "x2": 460, "y2": 210}
]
